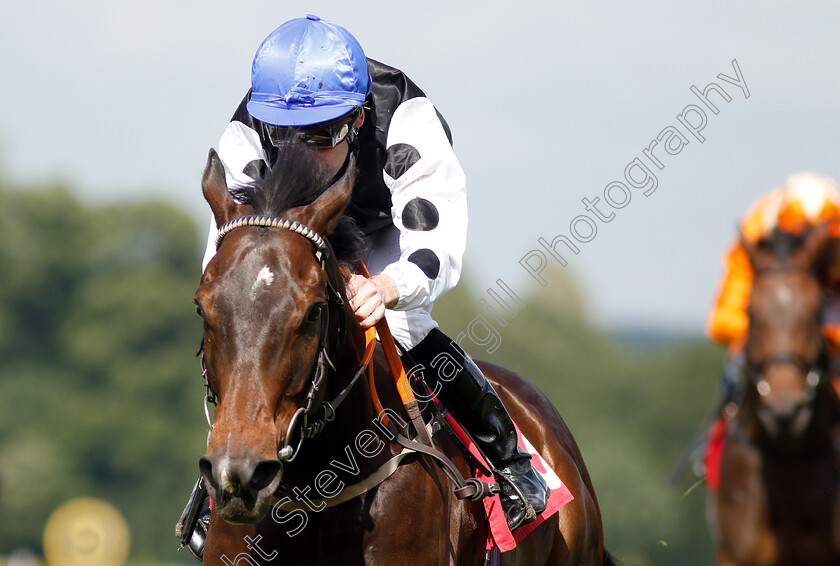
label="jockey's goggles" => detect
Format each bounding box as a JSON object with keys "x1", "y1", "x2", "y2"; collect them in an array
[{"x1": 266, "y1": 109, "x2": 360, "y2": 148}]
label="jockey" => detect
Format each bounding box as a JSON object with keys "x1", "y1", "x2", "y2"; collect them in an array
[
  {"x1": 707, "y1": 171, "x2": 840, "y2": 353},
  {"x1": 180, "y1": 15, "x2": 548, "y2": 555}
]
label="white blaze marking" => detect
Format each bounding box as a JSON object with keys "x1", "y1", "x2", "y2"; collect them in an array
[
  {"x1": 251, "y1": 266, "x2": 275, "y2": 296},
  {"x1": 774, "y1": 285, "x2": 793, "y2": 306}
]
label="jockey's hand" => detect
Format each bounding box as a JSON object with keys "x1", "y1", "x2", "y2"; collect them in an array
[{"x1": 346, "y1": 273, "x2": 399, "y2": 328}]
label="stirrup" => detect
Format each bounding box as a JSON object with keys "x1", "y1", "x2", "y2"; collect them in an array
[
  {"x1": 175, "y1": 477, "x2": 211, "y2": 560},
  {"x1": 494, "y1": 459, "x2": 549, "y2": 530}
]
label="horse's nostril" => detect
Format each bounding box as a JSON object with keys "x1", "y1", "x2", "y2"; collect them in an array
[
  {"x1": 199, "y1": 454, "x2": 279, "y2": 505},
  {"x1": 773, "y1": 402, "x2": 798, "y2": 422},
  {"x1": 777, "y1": 414, "x2": 794, "y2": 429},
  {"x1": 250, "y1": 459, "x2": 282, "y2": 492}
]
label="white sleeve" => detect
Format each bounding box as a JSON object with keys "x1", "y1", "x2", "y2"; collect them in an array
[
  {"x1": 201, "y1": 121, "x2": 268, "y2": 272},
  {"x1": 201, "y1": 212, "x2": 218, "y2": 273},
  {"x1": 380, "y1": 97, "x2": 468, "y2": 310}
]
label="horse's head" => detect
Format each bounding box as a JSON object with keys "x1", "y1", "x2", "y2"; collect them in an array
[
  {"x1": 195, "y1": 146, "x2": 361, "y2": 524},
  {"x1": 742, "y1": 225, "x2": 833, "y2": 443}
]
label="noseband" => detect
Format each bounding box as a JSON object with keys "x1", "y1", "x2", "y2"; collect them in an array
[
  {"x1": 747, "y1": 352, "x2": 826, "y2": 402},
  {"x1": 201, "y1": 214, "x2": 366, "y2": 462}
]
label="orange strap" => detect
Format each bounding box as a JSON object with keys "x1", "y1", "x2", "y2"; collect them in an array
[
  {"x1": 360, "y1": 326, "x2": 377, "y2": 366},
  {"x1": 362, "y1": 326, "x2": 387, "y2": 421},
  {"x1": 375, "y1": 318, "x2": 416, "y2": 404},
  {"x1": 353, "y1": 262, "x2": 416, "y2": 426}
]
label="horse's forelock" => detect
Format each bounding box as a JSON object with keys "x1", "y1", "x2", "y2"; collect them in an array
[
  {"x1": 229, "y1": 143, "x2": 366, "y2": 264},
  {"x1": 758, "y1": 228, "x2": 809, "y2": 264},
  {"x1": 231, "y1": 143, "x2": 329, "y2": 216}
]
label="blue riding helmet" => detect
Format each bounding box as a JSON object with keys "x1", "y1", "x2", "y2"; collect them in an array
[{"x1": 247, "y1": 15, "x2": 372, "y2": 127}]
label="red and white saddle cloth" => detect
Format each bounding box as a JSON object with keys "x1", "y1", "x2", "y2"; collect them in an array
[{"x1": 444, "y1": 412, "x2": 575, "y2": 552}]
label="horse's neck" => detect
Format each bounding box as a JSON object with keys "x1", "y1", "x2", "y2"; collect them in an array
[{"x1": 815, "y1": 383, "x2": 840, "y2": 445}]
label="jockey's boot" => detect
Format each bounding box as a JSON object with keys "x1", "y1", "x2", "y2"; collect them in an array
[
  {"x1": 721, "y1": 351, "x2": 746, "y2": 408},
  {"x1": 406, "y1": 328, "x2": 549, "y2": 530},
  {"x1": 708, "y1": 351, "x2": 746, "y2": 421}
]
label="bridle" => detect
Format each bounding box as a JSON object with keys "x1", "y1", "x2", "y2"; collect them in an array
[
  {"x1": 745, "y1": 265, "x2": 828, "y2": 405},
  {"x1": 200, "y1": 214, "x2": 370, "y2": 462},
  {"x1": 745, "y1": 351, "x2": 826, "y2": 404}
]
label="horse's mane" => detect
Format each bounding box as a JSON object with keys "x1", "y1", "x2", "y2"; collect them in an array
[{"x1": 229, "y1": 142, "x2": 367, "y2": 264}]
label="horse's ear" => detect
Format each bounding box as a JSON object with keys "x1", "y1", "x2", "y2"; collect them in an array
[
  {"x1": 296, "y1": 155, "x2": 356, "y2": 235},
  {"x1": 739, "y1": 227, "x2": 760, "y2": 267},
  {"x1": 202, "y1": 149, "x2": 246, "y2": 227},
  {"x1": 797, "y1": 222, "x2": 832, "y2": 271}
]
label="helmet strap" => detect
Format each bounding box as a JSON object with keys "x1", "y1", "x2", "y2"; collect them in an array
[
  {"x1": 347, "y1": 126, "x2": 360, "y2": 157},
  {"x1": 327, "y1": 138, "x2": 355, "y2": 187}
]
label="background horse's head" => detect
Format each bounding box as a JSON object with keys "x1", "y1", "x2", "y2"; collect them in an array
[
  {"x1": 742, "y1": 225, "x2": 834, "y2": 445},
  {"x1": 195, "y1": 146, "x2": 362, "y2": 523}
]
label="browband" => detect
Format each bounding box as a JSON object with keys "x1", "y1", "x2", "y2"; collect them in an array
[{"x1": 215, "y1": 215, "x2": 329, "y2": 265}]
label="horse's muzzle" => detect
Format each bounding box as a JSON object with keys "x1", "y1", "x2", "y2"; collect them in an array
[
  {"x1": 199, "y1": 453, "x2": 283, "y2": 523},
  {"x1": 758, "y1": 399, "x2": 813, "y2": 439}
]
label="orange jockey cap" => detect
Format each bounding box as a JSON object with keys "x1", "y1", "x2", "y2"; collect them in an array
[{"x1": 775, "y1": 172, "x2": 840, "y2": 236}]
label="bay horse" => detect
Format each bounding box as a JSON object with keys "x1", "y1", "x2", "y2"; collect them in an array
[
  {"x1": 194, "y1": 144, "x2": 611, "y2": 565},
  {"x1": 711, "y1": 226, "x2": 840, "y2": 565}
]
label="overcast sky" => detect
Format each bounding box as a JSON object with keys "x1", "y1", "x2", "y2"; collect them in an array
[{"x1": 2, "y1": 1, "x2": 839, "y2": 333}]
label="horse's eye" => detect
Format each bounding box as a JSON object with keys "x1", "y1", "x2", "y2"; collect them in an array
[
  {"x1": 194, "y1": 302, "x2": 204, "y2": 318},
  {"x1": 307, "y1": 305, "x2": 322, "y2": 324},
  {"x1": 302, "y1": 304, "x2": 324, "y2": 333}
]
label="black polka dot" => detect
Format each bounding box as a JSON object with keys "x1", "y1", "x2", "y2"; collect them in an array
[
  {"x1": 408, "y1": 249, "x2": 440, "y2": 279},
  {"x1": 402, "y1": 198, "x2": 439, "y2": 231},
  {"x1": 243, "y1": 159, "x2": 267, "y2": 181},
  {"x1": 384, "y1": 143, "x2": 420, "y2": 180}
]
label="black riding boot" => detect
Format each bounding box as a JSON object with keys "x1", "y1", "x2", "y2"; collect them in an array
[{"x1": 406, "y1": 329, "x2": 549, "y2": 530}]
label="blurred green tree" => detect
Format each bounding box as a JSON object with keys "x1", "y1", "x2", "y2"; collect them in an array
[{"x1": 0, "y1": 183, "x2": 208, "y2": 559}]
